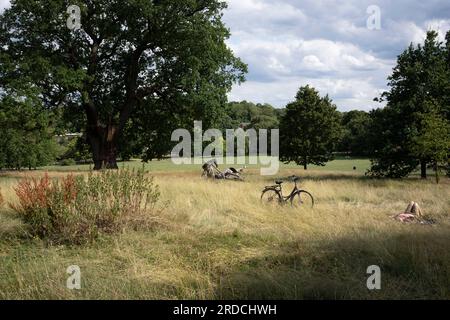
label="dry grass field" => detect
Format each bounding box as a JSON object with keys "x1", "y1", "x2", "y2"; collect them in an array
[{"x1": 0, "y1": 163, "x2": 449, "y2": 299}]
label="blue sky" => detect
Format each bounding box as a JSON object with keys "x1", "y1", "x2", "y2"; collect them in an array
[{"x1": 2, "y1": 0, "x2": 449, "y2": 111}]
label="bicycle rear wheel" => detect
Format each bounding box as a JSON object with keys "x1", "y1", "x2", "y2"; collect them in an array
[
  {"x1": 290, "y1": 190, "x2": 314, "y2": 208},
  {"x1": 261, "y1": 188, "x2": 282, "y2": 206}
]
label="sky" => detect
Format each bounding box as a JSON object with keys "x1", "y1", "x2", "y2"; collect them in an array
[
  {"x1": 222, "y1": 0, "x2": 450, "y2": 110},
  {"x1": 1, "y1": 0, "x2": 450, "y2": 111}
]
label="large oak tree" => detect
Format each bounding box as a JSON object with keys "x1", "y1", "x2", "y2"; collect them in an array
[{"x1": 0, "y1": 0, "x2": 246, "y2": 169}]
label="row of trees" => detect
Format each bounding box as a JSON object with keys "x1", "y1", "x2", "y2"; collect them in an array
[
  {"x1": 279, "y1": 31, "x2": 450, "y2": 181},
  {"x1": 1, "y1": 94, "x2": 367, "y2": 169},
  {"x1": 0, "y1": 1, "x2": 448, "y2": 180}
]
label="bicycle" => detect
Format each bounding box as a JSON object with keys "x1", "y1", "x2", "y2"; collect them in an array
[{"x1": 261, "y1": 176, "x2": 314, "y2": 208}]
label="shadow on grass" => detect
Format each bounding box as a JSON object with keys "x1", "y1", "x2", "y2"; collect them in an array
[
  {"x1": 214, "y1": 228, "x2": 450, "y2": 300},
  {"x1": 0, "y1": 210, "x2": 32, "y2": 244},
  {"x1": 256, "y1": 173, "x2": 370, "y2": 186},
  {"x1": 257, "y1": 172, "x2": 448, "y2": 187}
]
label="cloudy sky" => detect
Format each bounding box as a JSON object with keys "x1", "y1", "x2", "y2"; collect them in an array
[
  {"x1": 1, "y1": 0, "x2": 449, "y2": 111},
  {"x1": 223, "y1": 0, "x2": 450, "y2": 110}
]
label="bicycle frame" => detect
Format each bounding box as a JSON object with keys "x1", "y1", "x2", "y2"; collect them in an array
[
  {"x1": 269, "y1": 180, "x2": 300, "y2": 203},
  {"x1": 282, "y1": 180, "x2": 300, "y2": 201}
]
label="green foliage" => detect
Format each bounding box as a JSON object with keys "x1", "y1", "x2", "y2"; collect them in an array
[
  {"x1": 369, "y1": 30, "x2": 450, "y2": 178},
  {"x1": 366, "y1": 107, "x2": 420, "y2": 178},
  {"x1": 0, "y1": 96, "x2": 58, "y2": 170},
  {"x1": 0, "y1": 0, "x2": 247, "y2": 166},
  {"x1": 338, "y1": 110, "x2": 372, "y2": 156},
  {"x1": 213, "y1": 101, "x2": 281, "y2": 155},
  {"x1": 222, "y1": 101, "x2": 281, "y2": 130},
  {"x1": 11, "y1": 170, "x2": 161, "y2": 245},
  {"x1": 59, "y1": 158, "x2": 77, "y2": 166},
  {"x1": 411, "y1": 113, "x2": 450, "y2": 183},
  {"x1": 280, "y1": 86, "x2": 343, "y2": 169},
  {"x1": 58, "y1": 136, "x2": 92, "y2": 164}
]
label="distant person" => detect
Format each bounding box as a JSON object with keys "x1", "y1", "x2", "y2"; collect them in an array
[
  {"x1": 222, "y1": 167, "x2": 243, "y2": 178},
  {"x1": 215, "y1": 166, "x2": 246, "y2": 180}
]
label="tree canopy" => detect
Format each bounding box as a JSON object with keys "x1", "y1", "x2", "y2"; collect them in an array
[
  {"x1": 368, "y1": 30, "x2": 450, "y2": 178},
  {"x1": 338, "y1": 110, "x2": 372, "y2": 156},
  {"x1": 410, "y1": 112, "x2": 450, "y2": 183},
  {"x1": 0, "y1": 0, "x2": 246, "y2": 169},
  {"x1": 280, "y1": 85, "x2": 342, "y2": 170},
  {"x1": 222, "y1": 101, "x2": 281, "y2": 130},
  {"x1": 0, "y1": 95, "x2": 58, "y2": 170}
]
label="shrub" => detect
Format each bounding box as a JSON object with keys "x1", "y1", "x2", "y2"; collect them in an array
[
  {"x1": 59, "y1": 158, "x2": 77, "y2": 166},
  {"x1": 10, "y1": 169, "x2": 160, "y2": 244}
]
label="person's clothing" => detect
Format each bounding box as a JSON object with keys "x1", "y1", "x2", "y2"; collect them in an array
[
  {"x1": 202, "y1": 159, "x2": 218, "y2": 170},
  {"x1": 222, "y1": 168, "x2": 240, "y2": 179}
]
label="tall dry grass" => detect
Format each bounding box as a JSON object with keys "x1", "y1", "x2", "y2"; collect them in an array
[
  {"x1": 0, "y1": 169, "x2": 449, "y2": 299},
  {"x1": 0, "y1": 187, "x2": 3, "y2": 208}
]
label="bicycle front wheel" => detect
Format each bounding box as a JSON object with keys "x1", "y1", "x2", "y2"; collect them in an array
[{"x1": 290, "y1": 190, "x2": 314, "y2": 208}]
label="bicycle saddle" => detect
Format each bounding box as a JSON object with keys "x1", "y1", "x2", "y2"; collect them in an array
[{"x1": 275, "y1": 180, "x2": 283, "y2": 185}]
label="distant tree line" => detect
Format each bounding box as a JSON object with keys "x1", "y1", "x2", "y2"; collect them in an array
[
  {"x1": 224, "y1": 30, "x2": 450, "y2": 181},
  {"x1": 278, "y1": 31, "x2": 450, "y2": 181}
]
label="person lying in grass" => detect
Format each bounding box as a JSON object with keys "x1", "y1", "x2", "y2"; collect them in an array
[{"x1": 215, "y1": 167, "x2": 245, "y2": 180}]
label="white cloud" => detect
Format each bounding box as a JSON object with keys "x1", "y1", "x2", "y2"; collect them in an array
[
  {"x1": 226, "y1": 30, "x2": 393, "y2": 109},
  {"x1": 224, "y1": 0, "x2": 450, "y2": 110},
  {"x1": 0, "y1": 0, "x2": 10, "y2": 12},
  {"x1": 302, "y1": 55, "x2": 326, "y2": 70},
  {"x1": 230, "y1": 76, "x2": 385, "y2": 112}
]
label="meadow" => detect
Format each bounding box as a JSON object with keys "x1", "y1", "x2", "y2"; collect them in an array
[{"x1": 0, "y1": 159, "x2": 449, "y2": 299}]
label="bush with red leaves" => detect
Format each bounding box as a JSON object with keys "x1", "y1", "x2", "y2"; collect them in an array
[{"x1": 11, "y1": 170, "x2": 160, "y2": 245}]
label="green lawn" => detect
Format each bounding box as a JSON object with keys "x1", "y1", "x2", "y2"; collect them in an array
[
  {"x1": 43, "y1": 157, "x2": 372, "y2": 174},
  {"x1": 42, "y1": 157, "x2": 437, "y2": 179}
]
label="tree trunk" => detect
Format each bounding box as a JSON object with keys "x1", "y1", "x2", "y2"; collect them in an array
[
  {"x1": 420, "y1": 160, "x2": 427, "y2": 179},
  {"x1": 87, "y1": 123, "x2": 119, "y2": 170},
  {"x1": 303, "y1": 163, "x2": 307, "y2": 170},
  {"x1": 434, "y1": 161, "x2": 440, "y2": 184}
]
